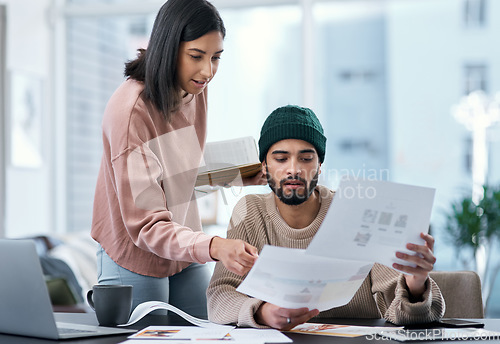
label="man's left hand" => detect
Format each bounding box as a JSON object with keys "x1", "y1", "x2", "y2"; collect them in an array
[{"x1": 393, "y1": 232, "x2": 436, "y2": 300}]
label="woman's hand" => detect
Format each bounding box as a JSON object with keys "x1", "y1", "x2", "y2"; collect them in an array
[
  {"x1": 209, "y1": 237, "x2": 258, "y2": 276},
  {"x1": 217, "y1": 171, "x2": 267, "y2": 187},
  {"x1": 210, "y1": 171, "x2": 267, "y2": 188},
  {"x1": 393, "y1": 232, "x2": 437, "y2": 300},
  {"x1": 242, "y1": 171, "x2": 267, "y2": 186},
  {"x1": 255, "y1": 302, "x2": 319, "y2": 330}
]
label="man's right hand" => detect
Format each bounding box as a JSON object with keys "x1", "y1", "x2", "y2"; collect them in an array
[
  {"x1": 255, "y1": 302, "x2": 319, "y2": 330},
  {"x1": 209, "y1": 237, "x2": 258, "y2": 276}
]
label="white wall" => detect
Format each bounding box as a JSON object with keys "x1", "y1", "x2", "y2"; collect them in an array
[{"x1": 0, "y1": 0, "x2": 54, "y2": 238}]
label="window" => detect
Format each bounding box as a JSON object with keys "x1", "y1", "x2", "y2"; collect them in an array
[
  {"x1": 313, "y1": 1, "x2": 388, "y2": 185},
  {"x1": 464, "y1": 64, "x2": 488, "y2": 95},
  {"x1": 65, "y1": 15, "x2": 150, "y2": 232},
  {"x1": 464, "y1": 0, "x2": 487, "y2": 28},
  {"x1": 207, "y1": 6, "x2": 302, "y2": 143},
  {"x1": 63, "y1": 5, "x2": 301, "y2": 231}
]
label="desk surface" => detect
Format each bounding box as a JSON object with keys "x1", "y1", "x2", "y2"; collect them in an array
[{"x1": 0, "y1": 313, "x2": 497, "y2": 343}]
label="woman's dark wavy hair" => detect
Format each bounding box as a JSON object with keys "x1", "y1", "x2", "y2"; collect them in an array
[{"x1": 124, "y1": 0, "x2": 225, "y2": 121}]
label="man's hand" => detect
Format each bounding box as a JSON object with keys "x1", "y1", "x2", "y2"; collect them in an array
[
  {"x1": 255, "y1": 302, "x2": 319, "y2": 330},
  {"x1": 209, "y1": 237, "x2": 258, "y2": 276},
  {"x1": 393, "y1": 232, "x2": 437, "y2": 300}
]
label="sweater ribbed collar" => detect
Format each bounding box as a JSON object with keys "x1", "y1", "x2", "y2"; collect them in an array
[{"x1": 264, "y1": 185, "x2": 334, "y2": 240}]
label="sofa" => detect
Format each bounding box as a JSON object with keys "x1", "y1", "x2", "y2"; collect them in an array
[{"x1": 29, "y1": 232, "x2": 98, "y2": 312}]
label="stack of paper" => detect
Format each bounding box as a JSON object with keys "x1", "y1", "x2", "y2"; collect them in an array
[
  {"x1": 117, "y1": 301, "x2": 292, "y2": 343},
  {"x1": 119, "y1": 326, "x2": 292, "y2": 344}
]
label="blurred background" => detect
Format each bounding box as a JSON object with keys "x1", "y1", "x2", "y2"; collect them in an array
[{"x1": 1, "y1": 0, "x2": 499, "y2": 316}]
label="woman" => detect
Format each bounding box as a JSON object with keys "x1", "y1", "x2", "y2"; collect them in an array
[{"x1": 91, "y1": 0, "x2": 261, "y2": 318}]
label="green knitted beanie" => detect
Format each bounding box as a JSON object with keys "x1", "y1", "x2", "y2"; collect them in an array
[{"x1": 258, "y1": 105, "x2": 326, "y2": 162}]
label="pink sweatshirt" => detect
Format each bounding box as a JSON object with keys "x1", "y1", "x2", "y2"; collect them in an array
[{"x1": 91, "y1": 79, "x2": 215, "y2": 278}]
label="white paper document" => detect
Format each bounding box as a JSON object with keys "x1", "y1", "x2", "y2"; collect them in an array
[
  {"x1": 128, "y1": 325, "x2": 231, "y2": 340},
  {"x1": 118, "y1": 301, "x2": 233, "y2": 330},
  {"x1": 236, "y1": 180, "x2": 435, "y2": 311},
  {"x1": 120, "y1": 341, "x2": 260, "y2": 344},
  {"x1": 120, "y1": 326, "x2": 291, "y2": 344},
  {"x1": 229, "y1": 328, "x2": 292, "y2": 343},
  {"x1": 289, "y1": 323, "x2": 403, "y2": 337},
  {"x1": 236, "y1": 246, "x2": 373, "y2": 311},
  {"x1": 306, "y1": 179, "x2": 436, "y2": 268}
]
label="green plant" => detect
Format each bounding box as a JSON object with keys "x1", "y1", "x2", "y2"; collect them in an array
[
  {"x1": 444, "y1": 196, "x2": 483, "y2": 255},
  {"x1": 443, "y1": 184, "x2": 500, "y2": 312},
  {"x1": 444, "y1": 185, "x2": 500, "y2": 252},
  {"x1": 481, "y1": 186, "x2": 500, "y2": 240}
]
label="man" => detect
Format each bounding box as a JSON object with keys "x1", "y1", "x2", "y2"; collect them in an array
[{"x1": 207, "y1": 105, "x2": 444, "y2": 329}]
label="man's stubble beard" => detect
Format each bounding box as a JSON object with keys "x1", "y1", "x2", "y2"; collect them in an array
[{"x1": 266, "y1": 166, "x2": 319, "y2": 206}]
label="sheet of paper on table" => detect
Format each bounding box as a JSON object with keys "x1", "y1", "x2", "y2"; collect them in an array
[
  {"x1": 120, "y1": 340, "x2": 261, "y2": 344},
  {"x1": 378, "y1": 328, "x2": 500, "y2": 342},
  {"x1": 120, "y1": 340, "x2": 262, "y2": 344},
  {"x1": 288, "y1": 322, "x2": 403, "y2": 337},
  {"x1": 229, "y1": 328, "x2": 292, "y2": 343},
  {"x1": 120, "y1": 325, "x2": 292, "y2": 343},
  {"x1": 128, "y1": 326, "x2": 231, "y2": 340},
  {"x1": 306, "y1": 179, "x2": 435, "y2": 268}
]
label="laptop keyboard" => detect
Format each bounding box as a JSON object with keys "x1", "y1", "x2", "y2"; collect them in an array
[{"x1": 58, "y1": 327, "x2": 97, "y2": 334}]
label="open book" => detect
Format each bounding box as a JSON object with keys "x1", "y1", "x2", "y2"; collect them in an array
[{"x1": 196, "y1": 136, "x2": 261, "y2": 187}]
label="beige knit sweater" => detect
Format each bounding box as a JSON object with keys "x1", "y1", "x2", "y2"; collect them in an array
[{"x1": 207, "y1": 185, "x2": 445, "y2": 327}]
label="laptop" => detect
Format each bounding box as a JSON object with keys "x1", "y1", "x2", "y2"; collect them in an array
[{"x1": 0, "y1": 239, "x2": 137, "y2": 340}]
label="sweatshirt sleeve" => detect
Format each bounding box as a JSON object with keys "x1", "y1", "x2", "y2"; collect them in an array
[
  {"x1": 110, "y1": 143, "x2": 214, "y2": 264},
  {"x1": 371, "y1": 264, "x2": 445, "y2": 325},
  {"x1": 206, "y1": 261, "x2": 267, "y2": 328},
  {"x1": 206, "y1": 198, "x2": 269, "y2": 328}
]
